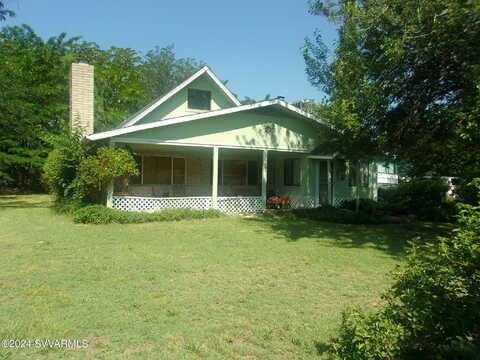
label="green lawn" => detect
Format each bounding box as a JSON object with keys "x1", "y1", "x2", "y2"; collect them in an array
[{"x1": 0, "y1": 195, "x2": 449, "y2": 359}]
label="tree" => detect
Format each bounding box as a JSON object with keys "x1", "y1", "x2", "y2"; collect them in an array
[
  {"x1": 304, "y1": 0, "x2": 480, "y2": 181},
  {"x1": 0, "y1": 25, "x2": 204, "y2": 190},
  {"x1": 0, "y1": 25, "x2": 79, "y2": 189},
  {"x1": 0, "y1": 1, "x2": 15, "y2": 21},
  {"x1": 239, "y1": 94, "x2": 272, "y2": 105},
  {"x1": 141, "y1": 45, "x2": 204, "y2": 102}
]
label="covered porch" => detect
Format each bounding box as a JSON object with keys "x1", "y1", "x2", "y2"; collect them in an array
[{"x1": 107, "y1": 143, "x2": 319, "y2": 214}]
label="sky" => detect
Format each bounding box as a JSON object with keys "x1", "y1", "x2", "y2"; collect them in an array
[{"x1": 3, "y1": 0, "x2": 338, "y2": 103}]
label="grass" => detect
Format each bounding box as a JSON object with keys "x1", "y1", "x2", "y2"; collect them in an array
[{"x1": 0, "y1": 195, "x2": 451, "y2": 359}]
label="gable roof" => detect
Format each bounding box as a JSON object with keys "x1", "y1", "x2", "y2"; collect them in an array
[
  {"x1": 119, "y1": 66, "x2": 241, "y2": 128},
  {"x1": 88, "y1": 99, "x2": 326, "y2": 141}
]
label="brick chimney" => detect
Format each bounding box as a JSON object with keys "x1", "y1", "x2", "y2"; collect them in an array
[{"x1": 70, "y1": 62, "x2": 94, "y2": 136}]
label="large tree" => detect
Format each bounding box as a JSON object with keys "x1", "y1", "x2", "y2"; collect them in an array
[
  {"x1": 0, "y1": 25, "x2": 204, "y2": 189},
  {"x1": 304, "y1": 0, "x2": 480, "y2": 180}
]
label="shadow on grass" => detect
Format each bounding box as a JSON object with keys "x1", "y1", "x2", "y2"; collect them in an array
[
  {"x1": 0, "y1": 195, "x2": 51, "y2": 209},
  {"x1": 244, "y1": 214, "x2": 452, "y2": 258},
  {"x1": 314, "y1": 341, "x2": 331, "y2": 356}
]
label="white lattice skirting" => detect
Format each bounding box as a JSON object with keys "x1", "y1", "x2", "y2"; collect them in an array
[
  {"x1": 113, "y1": 196, "x2": 212, "y2": 212},
  {"x1": 217, "y1": 196, "x2": 265, "y2": 214},
  {"x1": 112, "y1": 196, "x2": 266, "y2": 214},
  {"x1": 289, "y1": 196, "x2": 316, "y2": 209},
  {"x1": 333, "y1": 197, "x2": 351, "y2": 207}
]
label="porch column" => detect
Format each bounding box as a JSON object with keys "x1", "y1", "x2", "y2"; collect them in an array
[
  {"x1": 327, "y1": 159, "x2": 332, "y2": 205},
  {"x1": 106, "y1": 141, "x2": 115, "y2": 208},
  {"x1": 314, "y1": 161, "x2": 320, "y2": 207},
  {"x1": 261, "y1": 149, "x2": 268, "y2": 202},
  {"x1": 212, "y1": 146, "x2": 219, "y2": 209}
]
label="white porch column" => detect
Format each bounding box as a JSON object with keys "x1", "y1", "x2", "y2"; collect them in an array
[
  {"x1": 314, "y1": 161, "x2": 320, "y2": 207},
  {"x1": 327, "y1": 159, "x2": 332, "y2": 205},
  {"x1": 212, "y1": 146, "x2": 219, "y2": 209},
  {"x1": 261, "y1": 149, "x2": 268, "y2": 202},
  {"x1": 106, "y1": 141, "x2": 115, "y2": 208}
]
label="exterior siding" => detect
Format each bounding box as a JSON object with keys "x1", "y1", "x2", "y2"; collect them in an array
[
  {"x1": 136, "y1": 73, "x2": 236, "y2": 124},
  {"x1": 332, "y1": 161, "x2": 378, "y2": 205},
  {"x1": 114, "y1": 112, "x2": 321, "y2": 152}
]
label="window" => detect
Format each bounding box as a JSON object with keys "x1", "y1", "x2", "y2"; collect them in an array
[
  {"x1": 143, "y1": 156, "x2": 171, "y2": 184},
  {"x1": 247, "y1": 161, "x2": 259, "y2": 186},
  {"x1": 213, "y1": 160, "x2": 259, "y2": 186},
  {"x1": 223, "y1": 160, "x2": 246, "y2": 185},
  {"x1": 377, "y1": 162, "x2": 395, "y2": 174},
  {"x1": 348, "y1": 162, "x2": 369, "y2": 187},
  {"x1": 135, "y1": 156, "x2": 185, "y2": 185},
  {"x1": 284, "y1": 159, "x2": 301, "y2": 186},
  {"x1": 172, "y1": 158, "x2": 186, "y2": 185},
  {"x1": 188, "y1": 89, "x2": 211, "y2": 110}
]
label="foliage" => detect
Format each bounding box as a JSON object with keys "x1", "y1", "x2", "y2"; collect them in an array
[
  {"x1": 263, "y1": 206, "x2": 383, "y2": 225},
  {"x1": 76, "y1": 146, "x2": 139, "y2": 195},
  {"x1": 304, "y1": 0, "x2": 480, "y2": 180},
  {"x1": 51, "y1": 197, "x2": 88, "y2": 215},
  {"x1": 339, "y1": 198, "x2": 378, "y2": 214},
  {"x1": 42, "y1": 132, "x2": 91, "y2": 200},
  {"x1": 73, "y1": 205, "x2": 224, "y2": 224},
  {"x1": 0, "y1": 25, "x2": 203, "y2": 190},
  {"x1": 141, "y1": 45, "x2": 204, "y2": 102},
  {"x1": 239, "y1": 94, "x2": 272, "y2": 105},
  {"x1": 378, "y1": 179, "x2": 453, "y2": 220},
  {"x1": 456, "y1": 178, "x2": 480, "y2": 206},
  {"x1": 43, "y1": 132, "x2": 138, "y2": 203},
  {"x1": 0, "y1": 1, "x2": 14, "y2": 21},
  {"x1": 329, "y1": 181, "x2": 480, "y2": 359}
]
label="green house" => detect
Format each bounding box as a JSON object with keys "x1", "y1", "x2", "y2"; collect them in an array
[{"x1": 80, "y1": 65, "x2": 378, "y2": 213}]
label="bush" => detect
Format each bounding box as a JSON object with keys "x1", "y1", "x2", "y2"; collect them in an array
[
  {"x1": 73, "y1": 205, "x2": 224, "y2": 224},
  {"x1": 52, "y1": 198, "x2": 88, "y2": 215},
  {"x1": 339, "y1": 198, "x2": 378, "y2": 214},
  {"x1": 328, "y1": 182, "x2": 480, "y2": 359},
  {"x1": 264, "y1": 206, "x2": 383, "y2": 224},
  {"x1": 43, "y1": 133, "x2": 139, "y2": 204},
  {"x1": 42, "y1": 132, "x2": 90, "y2": 200},
  {"x1": 330, "y1": 307, "x2": 406, "y2": 360},
  {"x1": 378, "y1": 179, "x2": 455, "y2": 221}
]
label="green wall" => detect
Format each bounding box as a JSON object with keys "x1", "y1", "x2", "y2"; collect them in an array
[
  {"x1": 136, "y1": 73, "x2": 237, "y2": 124},
  {"x1": 115, "y1": 111, "x2": 322, "y2": 152}
]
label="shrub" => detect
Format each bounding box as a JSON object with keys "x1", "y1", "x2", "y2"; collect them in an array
[
  {"x1": 264, "y1": 206, "x2": 383, "y2": 224},
  {"x1": 73, "y1": 205, "x2": 224, "y2": 224},
  {"x1": 52, "y1": 198, "x2": 88, "y2": 215},
  {"x1": 378, "y1": 179, "x2": 454, "y2": 221},
  {"x1": 330, "y1": 307, "x2": 406, "y2": 360},
  {"x1": 43, "y1": 133, "x2": 139, "y2": 204},
  {"x1": 339, "y1": 198, "x2": 378, "y2": 214},
  {"x1": 456, "y1": 178, "x2": 480, "y2": 206},
  {"x1": 328, "y1": 181, "x2": 480, "y2": 359},
  {"x1": 42, "y1": 132, "x2": 91, "y2": 200}
]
